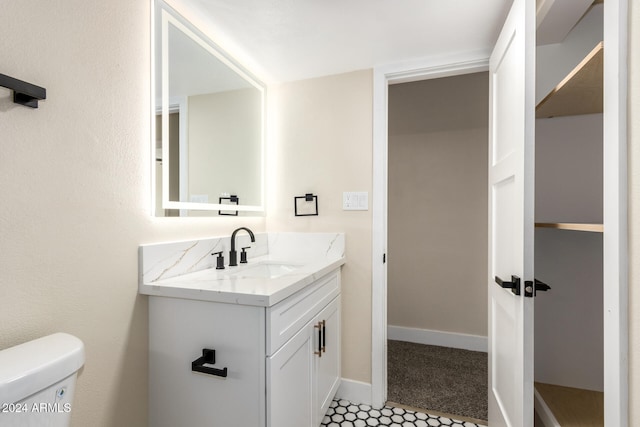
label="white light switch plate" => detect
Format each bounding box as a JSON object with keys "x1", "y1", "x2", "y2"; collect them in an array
[{"x1": 343, "y1": 192, "x2": 368, "y2": 211}]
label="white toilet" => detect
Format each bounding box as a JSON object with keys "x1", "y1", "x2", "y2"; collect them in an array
[{"x1": 0, "y1": 333, "x2": 85, "y2": 427}]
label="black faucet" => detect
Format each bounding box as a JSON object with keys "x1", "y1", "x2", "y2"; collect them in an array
[{"x1": 229, "y1": 227, "x2": 255, "y2": 266}]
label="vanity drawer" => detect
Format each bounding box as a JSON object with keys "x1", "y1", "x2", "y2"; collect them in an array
[{"x1": 267, "y1": 270, "x2": 340, "y2": 355}]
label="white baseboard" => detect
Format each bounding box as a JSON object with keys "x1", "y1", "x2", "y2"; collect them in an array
[
  {"x1": 534, "y1": 387, "x2": 561, "y2": 427},
  {"x1": 336, "y1": 378, "x2": 372, "y2": 406},
  {"x1": 387, "y1": 325, "x2": 487, "y2": 352}
]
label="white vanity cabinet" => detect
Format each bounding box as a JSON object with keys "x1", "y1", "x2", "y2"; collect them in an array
[
  {"x1": 148, "y1": 268, "x2": 341, "y2": 427},
  {"x1": 268, "y1": 294, "x2": 341, "y2": 427}
]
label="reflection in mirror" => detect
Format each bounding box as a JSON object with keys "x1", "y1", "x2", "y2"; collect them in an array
[{"x1": 153, "y1": 0, "x2": 265, "y2": 216}]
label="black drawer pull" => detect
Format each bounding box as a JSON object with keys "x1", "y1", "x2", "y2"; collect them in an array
[
  {"x1": 191, "y1": 349, "x2": 228, "y2": 378},
  {"x1": 314, "y1": 322, "x2": 323, "y2": 357}
]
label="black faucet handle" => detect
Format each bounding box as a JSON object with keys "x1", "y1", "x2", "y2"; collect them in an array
[
  {"x1": 240, "y1": 247, "x2": 250, "y2": 264},
  {"x1": 211, "y1": 251, "x2": 225, "y2": 270}
]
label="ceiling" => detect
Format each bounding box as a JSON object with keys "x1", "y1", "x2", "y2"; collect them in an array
[
  {"x1": 163, "y1": 0, "x2": 597, "y2": 85},
  {"x1": 167, "y1": 0, "x2": 513, "y2": 84}
]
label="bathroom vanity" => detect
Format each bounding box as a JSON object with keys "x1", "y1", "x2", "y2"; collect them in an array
[{"x1": 139, "y1": 233, "x2": 345, "y2": 427}]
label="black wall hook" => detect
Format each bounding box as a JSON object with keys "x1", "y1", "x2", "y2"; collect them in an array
[{"x1": 0, "y1": 73, "x2": 46, "y2": 108}]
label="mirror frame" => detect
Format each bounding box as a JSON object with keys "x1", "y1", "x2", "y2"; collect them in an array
[{"x1": 151, "y1": 0, "x2": 266, "y2": 215}]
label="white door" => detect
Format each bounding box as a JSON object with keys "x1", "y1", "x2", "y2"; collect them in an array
[{"x1": 487, "y1": 0, "x2": 535, "y2": 425}]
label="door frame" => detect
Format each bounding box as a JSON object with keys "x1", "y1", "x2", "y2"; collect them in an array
[
  {"x1": 371, "y1": 51, "x2": 491, "y2": 407},
  {"x1": 371, "y1": 2, "x2": 628, "y2": 424},
  {"x1": 602, "y1": 0, "x2": 629, "y2": 425}
]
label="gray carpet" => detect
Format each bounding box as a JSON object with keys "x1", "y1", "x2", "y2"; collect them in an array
[{"x1": 387, "y1": 340, "x2": 488, "y2": 422}]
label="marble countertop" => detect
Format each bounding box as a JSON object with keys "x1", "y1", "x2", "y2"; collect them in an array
[{"x1": 139, "y1": 254, "x2": 345, "y2": 307}]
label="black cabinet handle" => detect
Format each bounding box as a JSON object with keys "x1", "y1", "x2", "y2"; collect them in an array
[
  {"x1": 495, "y1": 275, "x2": 521, "y2": 296},
  {"x1": 191, "y1": 349, "x2": 228, "y2": 377},
  {"x1": 0, "y1": 73, "x2": 46, "y2": 108},
  {"x1": 314, "y1": 322, "x2": 323, "y2": 357}
]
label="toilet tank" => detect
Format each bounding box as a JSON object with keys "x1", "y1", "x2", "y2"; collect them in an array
[{"x1": 0, "y1": 333, "x2": 85, "y2": 427}]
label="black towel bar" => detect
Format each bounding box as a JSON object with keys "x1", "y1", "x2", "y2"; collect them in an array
[{"x1": 0, "y1": 73, "x2": 46, "y2": 108}]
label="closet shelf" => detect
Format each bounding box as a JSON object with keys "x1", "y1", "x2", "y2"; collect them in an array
[
  {"x1": 535, "y1": 223, "x2": 603, "y2": 233},
  {"x1": 535, "y1": 382, "x2": 603, "y2": 427},
  {"x1": 536, "y1": 42, "x2": 603, "y2": 119}
]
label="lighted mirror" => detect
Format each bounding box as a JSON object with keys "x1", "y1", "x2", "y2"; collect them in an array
[{"x1": 152, "y1": 0, "x2": 265, "y2": 216}]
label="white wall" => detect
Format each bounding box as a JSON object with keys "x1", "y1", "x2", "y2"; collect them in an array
[
  {"x1": 0, "y1": 1, "x2": 265, "y2": 426},
  {"x1": 387, "y1": 73, "x2": 489, "y2": 339},
  {"x1": 535, "y1": 115, "x2": 603, "y2": 223},
  {"x1": 534, "y1": 227, "x2": 603, "y2": 391},
  {"x1": 534, "y1": 114, "x2": 603, "y2": 391}
]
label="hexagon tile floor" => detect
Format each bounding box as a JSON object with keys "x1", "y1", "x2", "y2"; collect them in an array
[{"x1": 321, "y1": 399, "x2": 487, "y2": 427}]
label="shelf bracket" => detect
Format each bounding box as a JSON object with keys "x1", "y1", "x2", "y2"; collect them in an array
[{"x1": 0, "y1": 73, "x2": 46, "y2": 108}]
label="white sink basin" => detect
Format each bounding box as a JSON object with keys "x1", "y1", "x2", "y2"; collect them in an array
[{"x1": 229, "y1": 262, "x2": 301, "y2": 279}]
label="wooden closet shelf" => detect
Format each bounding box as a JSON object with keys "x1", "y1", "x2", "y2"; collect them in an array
[
  {"x1": 535, "y1": 382, "x2": 603, "y2": 427},
  {"x1": 536, "y1": 42, "x2": 603, "y2": 119},
  {"x1": 535, "y1": 223, "x2": 603, "y2": 232}
]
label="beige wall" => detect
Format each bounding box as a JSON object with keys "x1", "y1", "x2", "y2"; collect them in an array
[
  {"x1": 387, "y1": 73, "x2": 488, "y2": 337},
  {"x1": 267, "y1": 70, "x2": 373, "y2": 383},
  {"x1": 629, "y1": 0, "x2": 640, "y2": 422},
  {"x1": 0, "y1": 1, "x2": 265, "y2": 426}
]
